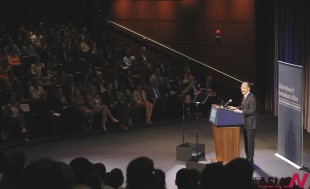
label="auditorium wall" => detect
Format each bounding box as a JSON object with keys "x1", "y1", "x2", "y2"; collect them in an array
[{"x1": 104, "y1": 0, "x2": 269, "y2": 109}]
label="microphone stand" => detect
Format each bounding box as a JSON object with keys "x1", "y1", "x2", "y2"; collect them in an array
[
  {"x1": 182, "y1": 92, "x2": 185, "y2": 145},
  {"x1": 192, "y1": 88, "x2": 212, "y2": 162},
  {"x1": 180, "y1": 82, "x2": 194, "y2": 145},
  {"x1": 195, "y1": 102, "x2": 201, "y2": 162}
]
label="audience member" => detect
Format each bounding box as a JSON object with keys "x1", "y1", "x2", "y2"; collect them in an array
[
  {"x1": 200, "y1": 162, "x2": 225, "y2": 189},
  {"x1": 102, "y1": 82, "x2": 128, "y2": 130},
  {"x1": 21, "y1": 38, "x2": 36, "y2": 57},
  {"x1": 122, "y1": 49, "x2": 135, "y2": 70},
  {"x1": 0, "y1": 56, "x2": 13, "y2": 81},
  {"x1": 188, "y1": 169, "x2": 200, "y2": 189},
  {"x1": 3, "y1": 94, "x2": 29, "y2": 142},
  {"x1": 7, "y1": 49, "x2": 21, "y2": 66},
  {"x1": 126, "y1": 156, "x2": 154, "y2": 189},
  {"x1": 175, "y1": 168, "x2": 191, "y2": 189},
  {"x1": 28, "y1": 77, "x2": 45, "y2": 100},
  {"x1": 156, "y1": 54, "x2": 170, "y2": 77},
  {"x1": 115, "y1": 83, "x2": 137, "y2": 131},
  {"x1": 105, "y1": 168, "x2": 125, "y2": 189},
  {"x1": 86, "y1": 85, "x2": 119, "y2": 131},
  {"x1": 182, "y1": 74, "x2": 199, "y2": 116},
  {"x1": 55, "y1": 86, "x2": 84, "y2": 136},
  {"x1": 1, "y1": 151, "x2": 26, "y2": 189},
  {"x1": 4, "y1": 37, "x2": 21, "y2": 56},
  {"x1": 150, "y1": 169, "x2": 166, "y2": 189},
  {"x1": 94, "y1": 71, "x2": 107, "y2": 100},
  {"x1": 132, "y1": 84, "x2": 153, "y2": 124},
  {"x1": 69, "y1": 157, "x2": 93, "y2": 185},
  {"x1": 145, "y1": 75, "x2": 162, "y2": 121},
  {"x1": 92, "y1": 163, "x2": 111, "y2": 189},
  {"x1": 109, "y1": 72, "x2": 120, "y2": 91},
  {"x1": 152, "y1": 67, "x2": 165, "y2": 88},
  {"x1": 39, "y1": 66, "x2": 52, "y2": 88},
  {"x1": 47, "y1": 54, "x2": 61, "y2": 75},
  {"x1": 224, "y1": 157, "x2": 255, "y2": 189},
  {"x1": 45, "y1": 76, "x2": 62, "y2": 102},
  {"x1": 22, "y1": 158, "x2": 75, "y2": 189},
  {"x1": 11, "y1": 79, "x2": 30, "y2": 103},
  {"x1": 30, "y1": 55, "x2": 45, "y2": 76},
  {"x1": 36, "y1": 38, "x2": 50, "y2": 64},
  {"x1": 160, "y1": 76, "x2": 177, "y2": 119},
  {"x1": 79, "y1": 27, "x2": 91, "y2": 58},
  {"x1": 0, "y1": 151, "x2": 7, "y2": 183},
  {"x1": 29, "y1": 90, "x2": 54, "y2": 137},
  {"x1": 30, "y1": 30, "x2": 43, "y2": 48},
  {"x1": 63, "y1": 73, "x2": 76, "y2": 101},
  {"x1": 86, "y1": 171, "x2": 102, "y2": 189},
  {"x1": 122, "y1": 69, "x2": 137, "y2": 91},
  {"x1": 180, "y1": 62, "x2": 192, "y2": 84},
  {"x1": 71, "y1": 88, "x2": 93, "y2": 130}
]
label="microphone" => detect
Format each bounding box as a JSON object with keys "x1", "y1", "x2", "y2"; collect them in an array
[{"x1": 224, "y1": 99, "x2": 232, "y2": 108}]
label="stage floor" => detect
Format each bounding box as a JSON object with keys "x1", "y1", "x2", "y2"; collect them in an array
[{"x1": 1, "y1": 113, "x2": 310, "y2": 189}]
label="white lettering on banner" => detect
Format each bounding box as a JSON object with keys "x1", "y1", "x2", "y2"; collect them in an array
[{"x1": 279, "y1": 83, "x2": 301, "y2": 111}]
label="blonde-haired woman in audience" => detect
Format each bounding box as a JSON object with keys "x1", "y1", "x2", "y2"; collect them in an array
[{"x1": 86, "y1": 86, "x2": 119, "y2": 131}]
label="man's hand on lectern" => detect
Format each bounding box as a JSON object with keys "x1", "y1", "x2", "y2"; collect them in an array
[
  {"x1": 234, "y1": 109, "x2": 243, "y2": 113},
  {"x1": 228, "y1": 106, "x2": 236, "y2": 110}
]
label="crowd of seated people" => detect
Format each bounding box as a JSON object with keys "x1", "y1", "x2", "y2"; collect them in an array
[
  {"x1": 0, "y1": 151, "x2": 295, "y2": 189},
  {"x1": 0, "y1": 19, "x2": 222, "y2": 143}
]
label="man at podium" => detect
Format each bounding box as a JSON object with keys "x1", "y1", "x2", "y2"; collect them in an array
[{"x1": 228, "y1": 81, "x2": 256, "y2": 164}]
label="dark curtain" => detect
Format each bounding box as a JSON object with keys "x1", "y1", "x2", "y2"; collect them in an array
[{"x1": 274, "y1": 0, "x2": 310, "y2": 132}]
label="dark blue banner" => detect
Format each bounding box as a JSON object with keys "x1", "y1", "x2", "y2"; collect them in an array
[{"x1": 277, "y1": 61, "x2": 303, "y2": 168}]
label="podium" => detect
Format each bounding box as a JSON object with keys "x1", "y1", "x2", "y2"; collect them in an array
[{"x1": 209, "y1": 104, "x2": 244, "y2": 163}]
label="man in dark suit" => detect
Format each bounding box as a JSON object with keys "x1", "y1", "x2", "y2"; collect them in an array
[{"x1": 229, "y1": 81, "x2": 256, "y2": 164}]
